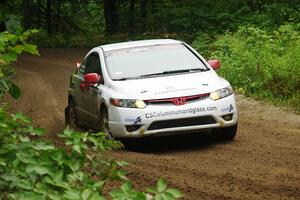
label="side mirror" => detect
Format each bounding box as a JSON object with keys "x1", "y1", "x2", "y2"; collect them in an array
[
  {"x1": 80, "y1": 73, "x2": 103, "y2": 90},
  {"x1": 207, "y1": 59, "x2": 221, "y2": 70},
  {"x1": 84, "y1": 73, "x2": 102, "y2": 84}
]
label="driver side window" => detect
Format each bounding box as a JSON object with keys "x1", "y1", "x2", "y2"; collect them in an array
[{"x1": 79, "y1": 52, "x2": 102, "y2": 75}]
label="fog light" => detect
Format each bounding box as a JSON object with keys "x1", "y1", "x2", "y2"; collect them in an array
[
  {"x1": 222, "y1": 114, "x2": 233, "y2": 121},
  {"x1": 125, "y1": 125, "x2": 141, "y2": 132}
]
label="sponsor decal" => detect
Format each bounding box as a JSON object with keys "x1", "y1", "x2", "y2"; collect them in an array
[
  {"x1": 145, "y1": 106, "x2": 217, "y2": 119},
  {"x1": 221, "y1": 104, "x2": 234, "y2": 112},
  {"x1": 125, "y1": 116, "x2": 142, "y2": 124},
  {"x1": 134, "y1": 116, "x2": 142, "y2": 123}
]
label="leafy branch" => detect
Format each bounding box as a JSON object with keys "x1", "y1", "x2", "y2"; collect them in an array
[
  {"x1": 0, "y1": 108, "x2": 182, "y2": 200},
  {"x1": 0, "y1": 29, "x2": 39, "y2": 99}
]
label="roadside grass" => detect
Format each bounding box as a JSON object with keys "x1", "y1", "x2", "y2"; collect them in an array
[{"x1": 193, "y1": 24, "x2": 300, "y2": 113}]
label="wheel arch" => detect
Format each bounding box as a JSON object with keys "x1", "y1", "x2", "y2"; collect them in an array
[
  {"x1": 100, "y1": 100, "x2": 108, "y2": 114},
  {"x1": 98, "y1": 100, "x2": 110, "y2": 134},
  {"x1": 68, "y1": 95, "x2": 78, "y2": 106},
  {"x1": 68, "y1": 95, "x2": 73, "y2": 103}
]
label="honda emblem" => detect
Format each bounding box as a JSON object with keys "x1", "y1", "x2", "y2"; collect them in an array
[{"x1": 172, "y1": 97, "x2": 186, "y2": 105}]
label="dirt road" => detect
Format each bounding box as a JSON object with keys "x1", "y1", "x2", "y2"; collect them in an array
[{"x1": 8, "y1": 49, "x2": 300, "y2": 200}]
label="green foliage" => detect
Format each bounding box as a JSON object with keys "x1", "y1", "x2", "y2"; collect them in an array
[
  {"x1": 110, "y1": 178, "x2": 182, "y2": 200},
  {"x1": 31, "y1": 31, "x2": 106, "y2": 48},
  {"x1": 110, "y1": 182, "x2": 147, "y2": 200},
  {"x1": 2, "y1": 0, "x2": 300, "y2": 48},
  {"x1": 192, "y1": 32, "x2": 217, "y2": 58},
  {"x1": 208, "y1": 24, "x2": 300, "y2": 111},
  {"x1": 4, "y1": 0, "x2": 298, "y2": 47},
  {"x1": 146, "y1": 178, "x2": 183, "y2": 200},
  {"x1": 0, "y1": 107, "x2": 122, "y2": 199},
  {"x1": 0, "y1": 29, "x2": 39, "y2": 99},
  {"x1": 264, "y1": 3, "x2": 300, "y2": 27},
  {"x1": 0, "y1": 107, "x2": 183, "y2": 199}
]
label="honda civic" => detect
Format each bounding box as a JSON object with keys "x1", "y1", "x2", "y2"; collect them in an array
[{"x1": 65, "y1": 39, "x2": 238, "y2": 139}]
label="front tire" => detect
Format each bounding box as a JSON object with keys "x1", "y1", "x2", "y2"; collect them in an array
[
  {"x1": 213, "y1": 123, "x2": 238, "y2": 141},
  {"x1": 66, "y1": 100, "x2": 80, "y2": 130},
  {"x1": 100, "y1": 107, "x2": 113, "y2": 139}
]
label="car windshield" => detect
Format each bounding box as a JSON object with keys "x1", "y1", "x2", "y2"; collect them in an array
[{"x1": 104, "y1": 43, "x2": 209, "y2": 80}]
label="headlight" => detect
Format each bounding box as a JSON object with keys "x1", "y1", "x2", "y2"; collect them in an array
[
  {"x1": 210, "y1": 86, "x2": 233, "y2": 100},
  {"x1": 110, "y1": 98, "x2": 147, "y2": 109}
]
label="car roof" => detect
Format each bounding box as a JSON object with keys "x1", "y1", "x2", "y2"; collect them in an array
[{"x1": 98, "y1": 39, "x2": 182, "y2": 52}]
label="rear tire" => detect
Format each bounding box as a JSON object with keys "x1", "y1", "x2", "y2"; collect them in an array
[
  {"x1": 100, "y1": 107, "x2": 113, "y2": 139},
  {"x1": 66, "y1": 100, "x2": 80, "y2": 130},
  {"x1": 213, "y1": 123, "x2": 238, "y2": 141}
]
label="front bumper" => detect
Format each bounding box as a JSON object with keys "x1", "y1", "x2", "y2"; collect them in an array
[{"x1": 108, "y1": 94, "x2": 238, "y2": 138}]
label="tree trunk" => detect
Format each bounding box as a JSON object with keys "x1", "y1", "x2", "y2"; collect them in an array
[
  {"x1": 103, "y1": 0, "x2": 118, "y2": 34},
  {"x1": 128, "y1": 0, "x2": 135, "y2": 36},
  {"x1": 150, "y1": 0, "x2": 158, "y2": 32},
  {"x1": 141, "y1": 0, "x2": 148, "y2": 18},
  {"x1": 46, "y1": 0, "x2": 52, "y2": 36},
  {"x1": 37, "y1": 0, "x2": 41, "y2": 29},
  {"x1": 0, "y1": 1, "x2": 7, "y2": 31},
  {"x1": 0, "y1": 21, "x2": 5, "y2": 32},
  {"x1": 151, "y1": 0, "x2": 158, "y2": 13},
  {"x1": 140, "y1": 0, "x2": 148, "y2": 32},
  {"x1": 55, "y1": 0, "x2": 62, "y2": 33},
  {"x1": 23, "y1": 0, "x2": 31, "y2": 29}
]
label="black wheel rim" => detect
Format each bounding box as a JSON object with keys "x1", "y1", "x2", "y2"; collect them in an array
[
  {"x1": 69, "y1": 105, "x2": 77, "y2": 129},
  {"x1": 102, "y1": 111, "x2": 112, "y2": 139}
]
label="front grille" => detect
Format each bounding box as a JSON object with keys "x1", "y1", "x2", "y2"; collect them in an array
[
  {"x1": 146, "y1": 93, "x2": 209, "y2": 106},
  {"x1": 148, "y1": 116, "x2": 216, "y2": 130}
]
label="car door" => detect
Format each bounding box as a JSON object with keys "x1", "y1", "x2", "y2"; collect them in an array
[{"x1": 75, "y1": 52, "x2": 102, "y2": 127}]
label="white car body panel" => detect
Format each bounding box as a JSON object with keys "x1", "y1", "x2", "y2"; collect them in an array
[{"x1": 108, "y1": 94, "x2": 237, "y2": 138}]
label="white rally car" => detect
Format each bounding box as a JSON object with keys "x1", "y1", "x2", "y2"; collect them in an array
[{"x1": 65, "y1": 39, "x2": 238, "y2": 140}]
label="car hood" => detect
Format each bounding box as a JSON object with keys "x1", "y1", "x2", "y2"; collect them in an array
[{"x1": 108, "y1": 71, "x2": 229, "y2": 99}]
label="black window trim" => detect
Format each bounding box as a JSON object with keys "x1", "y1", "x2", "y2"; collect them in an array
[{"x1": 78, "y1": 51, "x2": 102, "y2": 75}]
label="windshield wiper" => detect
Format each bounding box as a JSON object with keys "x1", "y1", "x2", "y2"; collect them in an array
[
  {"x1": 112, "y1": 77, "x2": 139, "y2": 81},
  {"x1": 113, "y1": 68, "x2": 208, "y2": 81},
  {"x1": 141, "y1": 68, "x2": 207, "y2": 78}
]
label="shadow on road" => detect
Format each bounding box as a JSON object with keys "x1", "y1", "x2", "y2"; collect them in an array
[{"x1": 121, "y1": 132, "x2": 230, "y2": 153}]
